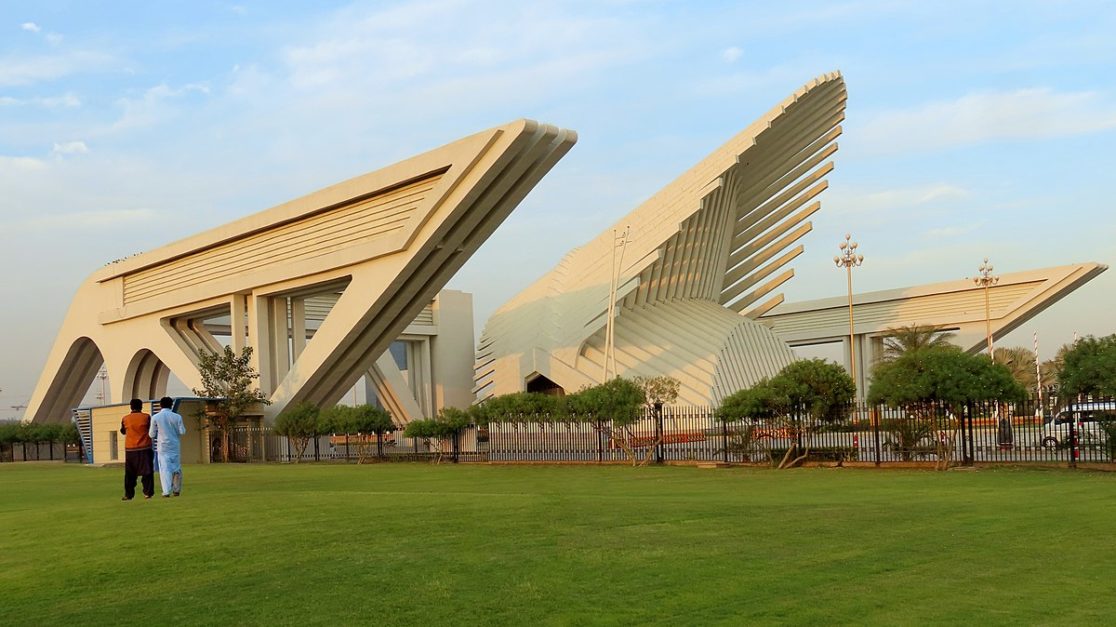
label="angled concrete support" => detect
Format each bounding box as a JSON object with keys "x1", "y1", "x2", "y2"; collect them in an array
[
  {"x1": 25, "y1": 120, "x2": 575, "y2": 424},
  {"x1": 479, "y1": 74, "x2": 845, "y2": 405}
]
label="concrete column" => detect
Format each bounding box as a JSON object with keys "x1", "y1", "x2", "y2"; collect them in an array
[
  {"x1": 429, "y1": 290, "x2": 475, "y2": 410},
  {"x1": 418, "y1": 338, "x2": 433, "y2": 417},
  {"x1": 247, "y1": 294, "x2": 273, "y2": 396},
  {"x1": 291, "y1": 297, "x2": 307, "y2": 360},
  {"x1": 270, "y1": 297, "x2": 291, "y2": 383},
  {"x1": 231, "y1": 294, "x2": 248, "y2": 354}
]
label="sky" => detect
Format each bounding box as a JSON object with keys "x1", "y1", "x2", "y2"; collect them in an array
[{"x1": 2, "y1": 0, "x2": 1115, "y2": 417}]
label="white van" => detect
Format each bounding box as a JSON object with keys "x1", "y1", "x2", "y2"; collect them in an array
[{"x1": 1039, "y1": 402, "x2": 1116, "y2": 448}]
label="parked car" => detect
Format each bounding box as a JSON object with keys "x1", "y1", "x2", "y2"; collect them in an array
[{"x1": 1039, "y1": 402, "x2": 1116, "y2": 448}]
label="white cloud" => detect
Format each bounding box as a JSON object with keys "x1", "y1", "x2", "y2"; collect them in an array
[
  {"x1": 826, "y1": 183, "x2": 969, "y2": 217},
  {"x1": 21, "y1": 22, "x2": 41, "y2": 33},
  {"x1": 108, "y1": 83, "x2": 210, "y2": 132},
  {"x1": 721, "y1": 46, "x2": 742, "y2": 62},
  {"x1": 0, "y1": 50, "x2": 114, "y2": 87},
  {"x1": 51, "y1": 140, "x2": 89, "y2": 156},
  {"x1": 0, "y1": 92, "x2": 81, "y2": 108},
  {"x1": 0, "y1": 155, "x2": 48, "y2": 171},
  {"x1": 281, "y1": 1, "x2": 644, "y2": 95},
  {"x1": 922, "y1": 223, "x2": 984, "y2": 240},
  {"x1": 40, "y1": 92, "x2": 80, "y2": 107},
  {"x1": 45, "y1": 32, "x2": 64, "y2": 46},
  {"x1": 859, "y1": 88, "x2": 1116, "y2": 154}
]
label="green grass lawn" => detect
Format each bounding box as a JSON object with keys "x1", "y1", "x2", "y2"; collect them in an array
[{"x1": 1, "y1": 462, "x2": 1114, "y2": 626}]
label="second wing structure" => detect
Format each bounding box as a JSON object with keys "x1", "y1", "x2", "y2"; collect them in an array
[{"x1": 477, "y1": 73, "x2": 847, "y2": 405}]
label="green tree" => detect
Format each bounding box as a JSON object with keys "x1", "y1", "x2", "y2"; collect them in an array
[
  {"x1": 879, "y1": 324, "x2": 957, "y2": 363},
  {"x1": 633, "y1": 375, "x2": 680, "y2": 410},
  {"x1": 566, "y1": 378, "x2": 647, "y2": 466},
  {"x1": 36, "y1": 423, "x2": 67, "y2": 460},
  {"x1": 868, "y1": 346, "x2": 1026, "y2": 469},
  {"x1": 273, "y1": 402, "x2": 323, "y2": 463},
  {"x1": 631, "y1": 375, "x2": 681, "y2": 465},
  {"x1": 0, "y1": 421, "x2": 20, "y2": 460},
  {"x1": 718, "y1": 359, "x2": 855, "y2": 468},
  {"x1": 193, "y1": 346, "x2": 271, "y2": 463},
  {"x1": 475, "y1": 392, "x2": 564, "y2": 425},
  {"x1": 403, "y1": 407, "x2": 472, "y2": 463},
  {"x1": 1058, "y1": 334, "x2": 1116, "y2": 398},
  {"x1": 328, "y1": 404, "x2": 397, "y2": 463},
  {"x1": 997, "y1": 346, "x2": 1038, "y2": 394}
]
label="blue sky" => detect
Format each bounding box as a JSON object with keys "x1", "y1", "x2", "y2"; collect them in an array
[{"x1": 2, "y1": 0, "x2": 1115, "y2": 413}]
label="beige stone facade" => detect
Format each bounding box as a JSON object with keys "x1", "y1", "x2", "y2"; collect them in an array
[{"x1": 26, "y1": 120, "x2": 575, "y2": 424}]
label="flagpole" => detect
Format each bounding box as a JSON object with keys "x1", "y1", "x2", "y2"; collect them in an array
[{"x1": 1034, "y1": 331, "x2": 1043, "y2": 417}]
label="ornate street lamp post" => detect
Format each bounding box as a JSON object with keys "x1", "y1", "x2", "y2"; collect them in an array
[
  {"x1": 834, "y1": 233, "x2": 864, "y2": 396},
  {"x1": 973, "y1": 257, "x2": 999, "y2": 362},
  {"x1": 603, "y1": 226, "x2": 631, "y2": 382}
]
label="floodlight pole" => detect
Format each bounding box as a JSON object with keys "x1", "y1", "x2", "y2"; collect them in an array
[
  {"x1": 973, "y1": 258, "x2": 999, "y2": 362},
  {"x1": 603, "y1": 226, "x2": 630, "y2": 382},
  {"x1": 834, "y1": 233, "x2": 864, "y2": 398}
]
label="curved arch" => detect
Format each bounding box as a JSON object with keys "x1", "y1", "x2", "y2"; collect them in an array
[
  {"x1": 28, "y1": 336, "x2": 104, "y2": 424},
  {"x1": 576, "y1": 299, "x2": 795, "y2": 405},
  {"x1": 122, "y1": 349, "x2": 171, "y2": 402}
]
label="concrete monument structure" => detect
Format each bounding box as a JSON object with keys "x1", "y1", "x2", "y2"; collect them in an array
[
  {"x1": 476, "y1": 74, "x2": 847, "y2": 405},
  {"x1": 25, "y1": 120, "x2": 576, "y2": 424},
  {"x1": 759, "y1": 262, "x2": 1108, "y2": 393},
  {"x1": 475, "y1": 75, "x2": 1106, "y2": 407}
]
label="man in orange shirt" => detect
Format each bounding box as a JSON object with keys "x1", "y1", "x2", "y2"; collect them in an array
[{"x1": 120, "y1": 399, "x2": 154, "y2": 500}]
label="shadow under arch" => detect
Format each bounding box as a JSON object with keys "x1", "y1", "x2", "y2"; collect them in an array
[
  {"x1": 123, "y1": 349, "x2": 172, "y2": 402},
  {"x1": 34, "y1": 336, "x2": 104, "y2": 424}
]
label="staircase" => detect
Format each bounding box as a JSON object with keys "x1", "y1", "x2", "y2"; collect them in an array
[{"x1": 71, "y1": 408, "x2": 94, "y2": 464}]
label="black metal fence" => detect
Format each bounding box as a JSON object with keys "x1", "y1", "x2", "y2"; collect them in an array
[
  {"x1": 8, "y1": 397, "x2": 1112, "y2": 467},
  {"x1": 225, "y1": 396, "x2": 1116, "y2": 467},
  {"x1": 0, "y1": 441, "x2": 83, "y2": 463},
  {"x1": 211, "y1": 426, "x2": 485, "y2": 464}
]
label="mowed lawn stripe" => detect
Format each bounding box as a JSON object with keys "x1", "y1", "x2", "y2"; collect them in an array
[{"x1": 1, "y1": 463, "x2": 1114, "y2": 625}]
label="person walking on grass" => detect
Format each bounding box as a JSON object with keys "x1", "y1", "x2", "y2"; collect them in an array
[
  {"x1": 120, "y1": 399, "x2": 154, "y2": 500},
  {"x1": 149, "y1": 396, "x2": 186, "y2": 497}
]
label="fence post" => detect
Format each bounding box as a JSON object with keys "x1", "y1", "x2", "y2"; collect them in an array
[
  {"x1": 959, "y1": 403, "x2": 967, "y2": 466},
  {"x1": 654, "y1": 403, "x2": 664, "y2": 465},
  {"x1": 453, "y1": 430, "x2": 460, "y2": 464},
  {"x1": 964, "y1": 402, "x2": 974, "y2": 466},
  {"x1": 314, "y1": 434, "x2": 320, "y2": 462},
  {"x1": 722, "y1": 418, "x2": 729, "y2": 463},
  {"x1": 377, "y1": 431, "x2": 384, "y2": 459},
  {"x1": 871, "y1": 403, "x2": 881, "y2": 467},
  {"x1": 596, "y1": 421, "x2": 603, "y2": 463},
  {"x1": 345, "y1": 434, "x2": 350, "y2": 462},
  {"x1": 1069, "y1": 414, "x2": 1078, "y2": 469}
]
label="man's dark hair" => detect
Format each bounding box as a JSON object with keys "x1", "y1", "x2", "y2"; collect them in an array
[
  {"x1": 159, "y1": 396, "x2": 173, "y2": 409},
  {"x1": 130, "y1": 399, "x2": 143, "y2": 411}
]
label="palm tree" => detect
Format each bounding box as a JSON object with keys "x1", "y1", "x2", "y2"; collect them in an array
[
  {"x1": 878, "y1": 324, "x2": 957, "y2": 362},
  {"x1": 997, "y1": 346, "x2": 1037, "y2": 393},
  {"x1": 1039, "y1": 342, "x2": 1074, "y2": 395}
]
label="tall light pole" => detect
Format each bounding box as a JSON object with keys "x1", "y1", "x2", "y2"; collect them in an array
[
  {"x1": 834, "y1": 233, "x2": 864, "y2": 397},
  {"x1": 603, "y1": 226, "x2": 630, "y2": 382},
  {"x1": 973, "y1": 257, "x2": 999, "y2": 362}
]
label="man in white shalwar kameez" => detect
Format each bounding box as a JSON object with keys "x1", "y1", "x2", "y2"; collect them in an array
[{"x1": 149, "y1": 396, "x2": 186, "y2": 497}]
